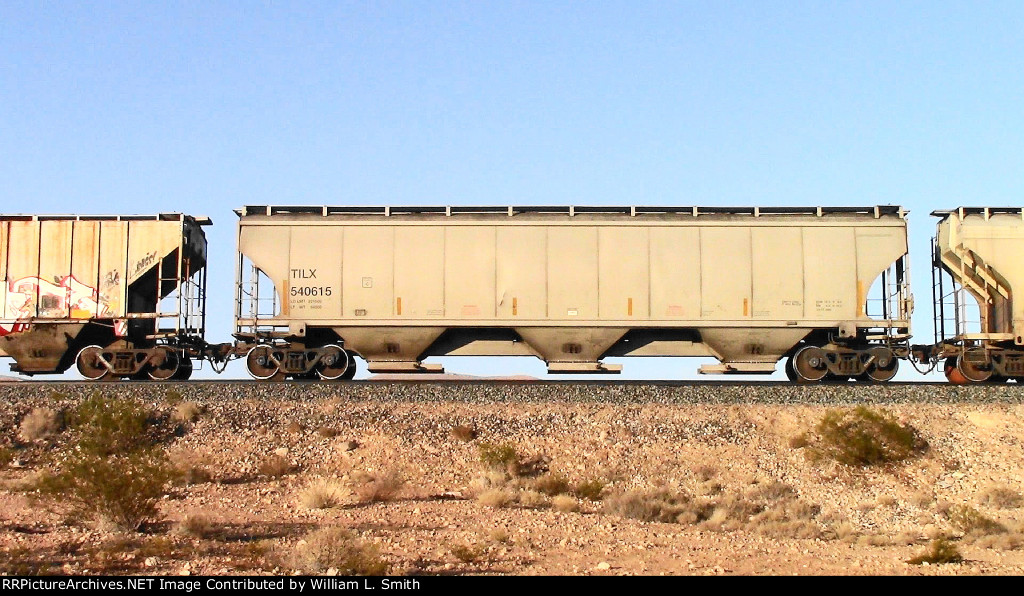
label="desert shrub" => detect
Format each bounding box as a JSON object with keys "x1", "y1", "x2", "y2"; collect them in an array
[
  {"x1": 300, "y1": 479, "x2": 350, "y2": 509},
  {"x1": 70, "y1": 394, "x2": 152, "y2": 457},
  {"x1": 452, "y1": 425, "x2": 477, "y2": 442},
  {"x1": 259, "y1": 455, "x2": 293, "y2": 478},
  {"x1": 29, "y1": 394, "x2": 173, "y2": 532},
  {"x1": 809, "y1": 406, "x2": 927, "y2": 466},
  {"x1": 291, "y1": 527, "x2": 389, "y2": 575},
  {"x1": 533, "y1": 474, "x2": 572, "y2": 496},
  {"x1": 947, "y1": 505, "x2": 1006, "y2": 536},
  {"x1": 908, "y1": 538, "x2": 963, "y2": 565},
  {"x1": 32, "y1": 450, "x2": 176, "y2": 532},
  {"x1": 19, "y1": 407, "x2": 63, "y2": 441},
  {"x1": 171, "y1": 402, "x2": 204, "y2": 424},
  {"x1": 478, "y1": 442, "x2": 519, "y2": 472},
  {"x1": 164, "y1": 390, "x2": 183, "y2": 404},
  {"x1": 574, "y1": 479, "x2": 606, "y2": 501},
  {"x1": 978, "y1": 486, "x2": 1023, "y2": 509},
  {"x1": 0, "y1": 446, "x2": 13, "y2": 469},
  {"x1": 351, "y1": 469, "x2": 405, "y2": 503}
]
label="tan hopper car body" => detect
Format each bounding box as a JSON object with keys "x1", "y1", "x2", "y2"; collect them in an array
[{"x1": 235, "y1": 205, "x2": 912, "y2": 379}]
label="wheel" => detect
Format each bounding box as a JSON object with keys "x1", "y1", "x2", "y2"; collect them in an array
[
  {"x1": 864, "y1": 348, "x2": 898, "y2": 383},
  {"x1": 792, "y1": 346, "x2": 829, "y2": 382},
  {"x1": 944, "y1": 357, "x2": 969, "y2": 384},
  {"x1": 957, "y1": 352, "x2": 993, "y2": 383},
  {"x1": 316, "y1": 345, "x2": 350, "y2": 380},
  {"x1": 173, "y1": 358, "x2": 193, "y2": 380},
  {"x1": 246, "y1": 345, "x2": 284, "y2": 380},
  {"x1": 76, "y1": 345, "x2": 114, "y2": 381},
  {"x1": 341, "y1": 350, "x2": 358, "y2": 380},
  {"x1": 147, "y1": 347, "x2": 181, "y2": 380}
]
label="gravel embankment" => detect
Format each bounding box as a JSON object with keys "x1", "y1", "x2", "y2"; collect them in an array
[{"x1": 3, "y1": 381, "x2": 1024, "y2": 575}]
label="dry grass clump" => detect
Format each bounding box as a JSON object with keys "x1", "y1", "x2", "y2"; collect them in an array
[
  {"x1": 0, "y1": 446, "x2": 14, "y2": 469},
  {"x1": 698, "y1": 481, "x2": 723, "y2": 496},
  {"x1": 477, "y1": 488, "x2": 516, "y2": 509},
  {"x1": 978, "y1": 486, "x2": 1023, "y2": 509},
  {"x1": 788, "y1": 433, "x2": 811, "y2": 449},
  {"x1": 291, "y1": 527, "x2": 389, "y2": 575},
  {"x1": 802, "y1": 406, "x2": 928, "y2": 466},
  {"x1": 947, "y1": 505, "x2": 1006, "y2": 536},
  {"x1": 169, "y1": 450, "x2": 213, "y2": 485},
  {"x1": 533, "y1": 474, "x2": 571, "y2": 496},
  {"x1": 603, "y1": 480, "x2": 826, "y2": 539},
  {"x1": 911, "y1": 491, "x2": 934, "y2": 508},
  {"x1": 178, "y1": 465, "x2": 213, "y2": 485},
  {"x1": 907, "y1": 538, "x2": 963, "y2": 565},
  {"x1": 351, "y1": 469, "x2": 405, "y2": 503},
  {"x1": 833, "y1": 522, "x2": 858, "y2": 542},
  {"x1": 450, "y1": 543, "x2": 486, "y2": 563},
  {"x1": 574, "y1": 479, "x2": 606, "y2": 501},
  {"x1": 300, "y1": 479, "x2": 350, "y2": 509},
  {"x1": 316, "y1": 426, "x2": 341, "y2": 438},
  {"x1": 477, "y1": 442, "x2": 549, "y2": 478},
  {"x1": 19, "y1": 407, "x2": 63, "y2": 441},
  {"x1": 552, "y1": 495, "x2": 579, "y2": 513},
  {"x1": 517, "y1": 489, "x2": 547, "y2": 508},
  {"x1": 973, "y1": 532, "x2": 1024, "y2": 551},
  {"x1": 174, "y1": 514, "x2": 214, "y2": 538},
  {"x1": 603, "y1": 489, "x2": 704, "y2": 523},
  {"x1": 259, "y1": 455, "x2": 293, "y2": 478},
  {"x1": 452, "y1": 425, "x2": 477, "y2": 442},
  {"x1": 171, "y1": 402, "x2": 204, "y2": 424},
  {"x1": 876, "y1": 494, "x2": 897, "y2": 507},
  {"x1": 693, "y1": 464, "x2": 717, "y2": 482},
  {"x1": 746, "y1": 497, "x2": 822, "y2": 539},
  {"x1": 286, "y1": 421, "x2": 306, "y2": 434}
]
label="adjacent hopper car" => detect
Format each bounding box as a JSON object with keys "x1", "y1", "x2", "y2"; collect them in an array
[
  {"x1": 922, "y1": 207, "x2": 1024, "y2": 383},
  {"x1": 0, "y1": 213, "x2": 224, "y2": 380},
  {"x1": 0, "y1": 205, "x2": 1017, "y2": 383}
]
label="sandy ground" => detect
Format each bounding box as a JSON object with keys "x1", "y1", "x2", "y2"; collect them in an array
[{"x1": 3, "y1": 391, "x2": 1024, "y2": 576}]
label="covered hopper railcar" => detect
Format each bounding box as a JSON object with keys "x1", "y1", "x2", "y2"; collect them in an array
[
  {"x1": 0, "y1": 213, "x2": 220, "y2": 380},
  {"x1": 919, "y1": 207, "x2": 1024, "y2": 383},
  {"x1": 233, "y1": 205, "x2": 913, "y2": 382}
]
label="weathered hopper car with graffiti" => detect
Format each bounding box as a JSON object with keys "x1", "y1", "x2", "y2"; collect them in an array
[
  {"x1": 922, "y1": 207, "x2": 1024, "y2": 383},
  {"x1": 0, "y1": 213, "x2": 217, "y2": 379},
  {"x1": 233, "y1": 205, "x2": 913, "y2": 382}
]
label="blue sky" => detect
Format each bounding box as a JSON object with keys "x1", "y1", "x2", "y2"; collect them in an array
[{"x1": 3, "y1": 2, "x2": 1022, "y2": 380}]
